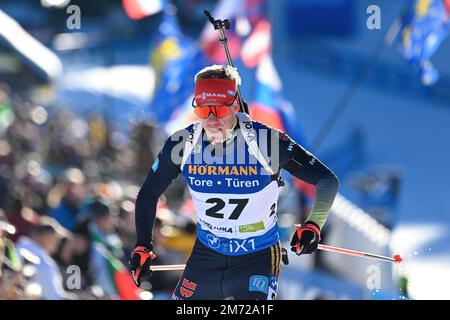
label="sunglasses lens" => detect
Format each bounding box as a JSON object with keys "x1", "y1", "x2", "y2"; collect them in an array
[
  {"x1": 194, "y1": 107, "x2": 210, "y2": 119},
  {"x1": 194, "y1": 106, "x2": 232, "y2": 119},
  {"x1": 214, "y1": 107, "x2": 231, "y2": 118}
]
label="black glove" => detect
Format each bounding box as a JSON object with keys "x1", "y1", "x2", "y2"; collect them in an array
[
  {"x1": 129, "y1": 245, "x2": 156, "y2": 287},
  {"x1": 290, "y1": 222, "x2": 321, "y2": 255}
]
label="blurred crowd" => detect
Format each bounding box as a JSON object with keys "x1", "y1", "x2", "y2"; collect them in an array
[{"x1": 0, "y1": 82, "x2": 199, "y2": 300}]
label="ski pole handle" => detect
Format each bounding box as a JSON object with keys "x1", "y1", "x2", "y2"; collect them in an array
[{"x1": 204, "y1": 9, "x2": 215, "y2": 24}]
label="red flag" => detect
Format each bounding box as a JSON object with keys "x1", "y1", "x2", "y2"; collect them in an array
[
  {"x1": 249, "y1": 102, "x2": 284, "y2": 131},
  {"x1": 445, "y1": 0, "x2": 450, "y2": 17},
  {"x1": 114, "y1": 269, "x2": 143, "y2": 300},
  {"x1": 122, "y1": 0, "x2": 165, "y2": 20},
  {"x1": 241, "y1": 19, "x2": 272, "y2": 68}
]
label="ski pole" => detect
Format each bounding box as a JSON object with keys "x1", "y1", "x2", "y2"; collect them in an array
[
  {"x1": 148, "y1": 245, "x2": 403, "y2": 271},
  {"x1": 317, "y1": 244, "x2": 404, "y2": 264},
  {"x1": 203, "y1": 9, "x2": 248, "y2": 114}
]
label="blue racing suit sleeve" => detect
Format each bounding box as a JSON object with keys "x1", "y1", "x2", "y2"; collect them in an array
[{"x1": 134, "y1": 133, "x2": 185, "y2": 248}]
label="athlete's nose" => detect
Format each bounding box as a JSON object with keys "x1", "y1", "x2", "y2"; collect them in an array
[{"x1": 207, "y1": 112, "x2": 219, "y2": 121}]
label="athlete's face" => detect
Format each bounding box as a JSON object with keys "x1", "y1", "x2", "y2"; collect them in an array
[{"x1": 199, "y1": 107, "x2": 237, "y2": 143}]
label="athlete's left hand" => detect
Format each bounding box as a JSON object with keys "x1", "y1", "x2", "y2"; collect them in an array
[{"x1": 290, "y1": 222, "x2": 321, "y2": 255}]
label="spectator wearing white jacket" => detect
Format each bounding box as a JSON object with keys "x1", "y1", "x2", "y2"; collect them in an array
[{"x1": 17, "y1": 217, "x2": 75, "y2": 300}]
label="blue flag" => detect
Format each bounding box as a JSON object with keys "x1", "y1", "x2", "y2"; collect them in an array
[
  {"x1": 401, "y1": 0, "x2": 450, "y2": 86},
  {"x1": 149, "y1": 9, "x2": 207, "y2": 123}
]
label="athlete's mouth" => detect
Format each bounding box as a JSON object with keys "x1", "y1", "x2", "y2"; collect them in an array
[{"x1": 205, "y1": 124, "x2": 224, "y2": 132}]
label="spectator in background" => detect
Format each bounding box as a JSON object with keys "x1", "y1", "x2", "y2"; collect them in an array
[
  {"x1": 117, "y1": 199, "x2": 137, "y2": 258},
  {"x1": 141, "y1": 216, "x2": 188, "y2": 299},
  {"x1": 70, "y1": 199, "x2": 133, "y2": 300},
  {"x1": 70, "y1": 222, "x2": 95, "y2": 293},
  {"x1": 16, "y1": 216, "x2": 75, "y2": 300},
  {"x1": 23, "y1": 166, "x2": 53, "y2": 217},
  {"x1": 4, "y1": 197, "x2": 40, "y2": 243},
  {"x1": 50, "y1": 168, "x2": 86, "y2": 230},
  {"x1": 86, "y1": 198, "x2": 124, "y2": 262},
  {"x1": 0, "y1": 210, "x2": 23, "y2": 300},
  {"x1": 131, "y1": 121, "x2": 159, "y2": 182},
  {"x1": 0, "y1": 84, "x2": 15, "y2": 136},
  {"x1": 52, "y1": 233, "x2": 75, "y2": 291}
]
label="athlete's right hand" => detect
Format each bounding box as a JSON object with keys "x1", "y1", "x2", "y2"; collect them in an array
[{"x1": 129, "y1": 246, "x2": 156, "y2": 287}]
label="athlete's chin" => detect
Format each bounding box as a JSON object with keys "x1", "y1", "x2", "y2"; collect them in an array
[{"x1": 205, "y1": 129, "x2": 225, "y2": 143}]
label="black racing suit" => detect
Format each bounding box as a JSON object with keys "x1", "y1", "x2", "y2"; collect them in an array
[{"x1": 134, "y1": 117, "x2": 338, "y2": 300}]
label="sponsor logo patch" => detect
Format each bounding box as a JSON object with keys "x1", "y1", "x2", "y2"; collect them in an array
[
  {"x1": 151, "y1": 158, "x2": 159, "y2": 172},
  {"x1": 199, "y1": 219, "x2": 234, "y2": 234},
  {"x1": 179, "y1": 278, "x2": 197, "y2": 298},
  {"x1": 187, "y1": 165, "x2": 258, "y2": 176},
  {"x1": 249, "y1": 275, "x2": 269, "y2": 294},
  {"x1": 287, "y1": 141, "x2": 294, "y2": 152},
  {"x1": 268, "y1": 275, "x2": 278, "y2": 300},
  {"x1": 206, "y1": 233, "x2": 221, "y2": 249},
  {"x1": 192, "y1": 144, "x2": 202, "y2": 154},
  {"x1": 239, "y1": 221, "x2": 265, "y2": 233}
]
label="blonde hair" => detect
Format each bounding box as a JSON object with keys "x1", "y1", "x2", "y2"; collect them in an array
[{"x1": 195, "y1": 65, "x2": 242, "y2": 85}]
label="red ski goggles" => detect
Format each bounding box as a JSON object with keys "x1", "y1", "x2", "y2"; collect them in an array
[
  {"x1": 193, "y1": 105, "x2": 235, "y2": 119},
  {"x1": 192, "y1": 78, "x2": 238, "y2": 119}
]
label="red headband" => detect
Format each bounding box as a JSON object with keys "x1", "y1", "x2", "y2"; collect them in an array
[{"x1": 194, "y1": 78, "x2": 237, "y2": 107}]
